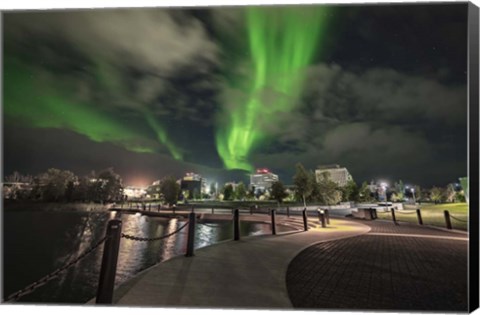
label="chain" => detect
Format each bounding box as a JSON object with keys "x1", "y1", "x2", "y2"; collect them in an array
[
  {"x1": 121, "y1": 221, "x2": 189, "y2": 242},
  {"x1": 5, "y1": 235, "x2": 108, "y2": 302},
  {"x1": 449, "y1": 214, "x2": 468, "y2": 223}
]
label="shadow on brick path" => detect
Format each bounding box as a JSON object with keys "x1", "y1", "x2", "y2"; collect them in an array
[{"x1": 286, "y1": 220, "x2": 468, "y2": 312}]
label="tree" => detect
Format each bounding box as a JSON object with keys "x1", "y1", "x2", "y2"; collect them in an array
[
  {"x1": 36, "y1": 168, "x2": 77, "y2": 202},
  {"x1": 393, "y1": 180, "x2": 405, "y2": 201},
  {"x1": 317, "y1": 172, "x2": 342, "y2": 205},
  {"x1": 271, "y1": 181, "x2": 288, "y2": 206},
  {"x1": 223, "y1": 184, "x2": 234, "y2": 201},
  {"x1": 96, "y1": 168, "x2": 123, "y2": 202},
  {"x1": 430, "y1": 187, "x2": 443, "y2": 204},
  {"x1": 342, "y1": 179, "x2": 359, "y2": 202},
  {"x1": 235, "y1": 182, "x2": 247, "y2": 201},
  {"x1": 358, "y1": 181, "x2": 375, "y2": 202},
  {"x1": 444, "y1": 184, "x2": 456, "y2": 203},
  {"x1": 293, "y1": 163, "x2": 313, "y2": 207},
  {"x1": 160, "y1": 176, "x2": 180, "y2": 206}
]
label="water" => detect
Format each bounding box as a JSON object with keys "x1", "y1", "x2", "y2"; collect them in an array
[{"x1": 3, "y1": 209, "x2": 290, "y2": 304}]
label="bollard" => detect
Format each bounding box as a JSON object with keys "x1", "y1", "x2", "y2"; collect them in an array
[
  {"x1": 391, "y1": 207, "x2": 398, "y2": 225},
  {"x1": 373, "y1": 208, "x2": 378, "y2": 219},
  {"x1": 148, "y1": 204, "x2": 151, "y2": 211},
  {"x1": 96, "y1": 220, "x2": 123, "y2": 304},
  {"x1": 233, "y1": 209, "x2": 240, "y2": 241},
  {"x1": 185, "y1": 212, "x2": 196, "y2": 257},
  {"x1": 287, "y1": 206, "x2": 290, "y2": 218},
  {"x1": 302, "y1": 208, "x2": 308, "y2": 231},
  {"x1": 317, "y1": 209, "x2": 326, "y2": 228},
  {"x1": 324, "y1": 209, "x2": 330, "y2": 224},
  {"x1": 444, "y1": 210, "x2": 452, "y2": 230},
  {"x1": 212, "y1": 208, "x2": 214, "y2": 214},
  {"x1": 172, "y1": 205, "x2": 176, "y2": 215},
  {"x1": 271, "y1": 209, "x2": 277, "y2": 235},
  {"x1": 250, "y1": 206, "x2": 253, "y2": 215},
  {"x1": 416, "y1": 209, "x2": 423, "y2": 225}
]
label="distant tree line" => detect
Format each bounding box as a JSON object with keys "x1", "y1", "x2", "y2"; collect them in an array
[{"x1": 4, "y1": 168, "x2": 123, "y2": 203}]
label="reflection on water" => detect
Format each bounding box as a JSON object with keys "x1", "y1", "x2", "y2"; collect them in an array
[{"x1": 3, "y1": 210, "x2": 285, "y2": 304}]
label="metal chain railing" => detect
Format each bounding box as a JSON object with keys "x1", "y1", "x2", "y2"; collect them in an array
[
  {"x1": 121, "y1": 221, "x2": 189, "y2": 242},
  {"x1": 449, "y1": 214, "x2": 468, "y2": 223},
  {"x1": 5, "y1": 235, "x2": 108, "y2": 302}
]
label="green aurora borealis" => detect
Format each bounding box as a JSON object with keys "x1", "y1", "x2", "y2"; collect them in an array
[
  {"x1": 216, "y1": 7, "x2": 331, "y2": 171},
  {"x1": 4, "y1": 7, "x2": 331, "y2": 171}
]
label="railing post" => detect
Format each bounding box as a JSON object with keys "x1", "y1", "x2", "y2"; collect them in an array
[
  {"x1": 416, "y1": 208, "x2": 423, "y2": 225},
  {"x1": 96, "y1": 219, "x2": 122, "y2": 304},
  {"x1": 444, "y1": 210, "x2": 453, "y2": 230},
  {"x1": 271, "y1": 209, "x2": 276, "y2": 235},
  {"x1": 234, "y1": 209, "x2": 240, "y2": 240},
  {"x1": 302, "y1": 208, "x2": 308, "y2": 231},
  {"x1": 186, "y1": 212, "x2": 196, "y2": 257},
  {"x1": 287, "y1": 206, "x2": 290, "y2": 217},
  {"x1": 324, "y1": 209, "x2": 330, "y2": 224},
  {"x1": 317, "y1": 209, "x2": 326, "y2": 228},
  {"x1": 391, "y1": 207, "x2": 398, "y2": 225}
]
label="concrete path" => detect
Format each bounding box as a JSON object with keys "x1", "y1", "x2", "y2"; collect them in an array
[
  {"x1": 110, "y1": 218, "x2": 370, "y2": 308},
  {"x1": 286, "y1": 219, "x2": 468, "y2": 312}
]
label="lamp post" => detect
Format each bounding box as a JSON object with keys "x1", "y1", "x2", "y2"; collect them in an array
[{"x1": 411, "y1": 187, "x2": 416, "y2": 204}]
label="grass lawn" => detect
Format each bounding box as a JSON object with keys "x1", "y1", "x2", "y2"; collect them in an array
[{"x1": 376, "y1": 202, "x2": 469, "y2": 231}]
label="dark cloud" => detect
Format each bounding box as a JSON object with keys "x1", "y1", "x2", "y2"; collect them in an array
[{"x1": 2, "y1": 4, "x2": 469, "y2": 187}]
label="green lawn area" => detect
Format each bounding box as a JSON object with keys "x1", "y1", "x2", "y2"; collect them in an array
[{"x1": 376, "y1": 203, "x2": 469, "y2": 231}]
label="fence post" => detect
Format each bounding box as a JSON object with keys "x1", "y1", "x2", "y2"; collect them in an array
[
  {"x1": 391, "y1": 207, "x2": 398, "y2": 225},
  {"x1": 416, "y1": 209, "x2": 423, "y2": 225},
  {"x1": 317, "y1": 209, "x2": 326, "y2": 228},
  {"x1": 186, "y1": 212, "x2": 196, "y2": 257},
  {"x1": 324, "y1": 209, "x2": 330, "y2": 224},
  {"x1": 234, "y1": 209, "x2": 240, "y2": 241},
  {"x1": 96, "y1": 219, "x2": 123, "y2": 304},
  {"x1": 287, "y1": 206, "x2": 290, "y2": 218},
  {"x1": 444, "y1": 210, "x2": 452, "y2": 230},
  {"x1": 302, "y1": 208, "x2": 308, "y2": 231},
  {"x1": 271, "y1": 209, "x2": 277, "y2": 235}
]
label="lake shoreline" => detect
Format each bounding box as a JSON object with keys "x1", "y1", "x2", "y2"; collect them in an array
[{"x1": 2, "y1": 200, "x2": 112, "y2": 212}]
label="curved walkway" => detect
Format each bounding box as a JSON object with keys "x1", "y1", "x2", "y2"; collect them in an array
[
  {"x1": 286, "y1": 219, "x2": 468, "y2": 312},
  {"x1": 109, "y1": 218, "x2": 370, "y2": 308}
]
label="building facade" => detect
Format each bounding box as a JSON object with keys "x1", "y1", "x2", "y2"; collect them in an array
[
  {"x1": 315, "y1": 164, "x2": 353, "y2": 187},
  {"x1": 250, "y1": 168, "x2": 279, "y2": 193}
]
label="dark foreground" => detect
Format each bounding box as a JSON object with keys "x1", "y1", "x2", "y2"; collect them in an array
[{"x1": 287, "y1": 220, "x2": 468, "y2": 311}]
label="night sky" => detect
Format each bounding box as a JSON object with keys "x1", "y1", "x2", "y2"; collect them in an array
[{"x1": 3, "y1": 3, "x2": 468, "y2": 187}]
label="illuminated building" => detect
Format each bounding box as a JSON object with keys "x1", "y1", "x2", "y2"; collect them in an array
[
  {"x1": 250, "y1": 168, "x2": 279, "y2": 192},
  {"x1": 315, "y1": 164, "x2": 353, "y2": 187},
  {"x1": 181, "y1": 172, "x2": 204, "y2": 199},
  {"x1": 124, "y1": 186, "x2": 146, "y2": 199}
]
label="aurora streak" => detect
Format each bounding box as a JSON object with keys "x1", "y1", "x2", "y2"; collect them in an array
[
  {"x1": 4, "y1": 57, "x2": 182, "y2": 158},
  {"x1": 216, "y1": 7, "x2": 331, "y2": 171}
]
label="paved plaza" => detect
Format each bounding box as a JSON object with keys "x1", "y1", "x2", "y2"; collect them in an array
[{"x1": 102, "y1": 216, "x2": 468, "y2": 312}]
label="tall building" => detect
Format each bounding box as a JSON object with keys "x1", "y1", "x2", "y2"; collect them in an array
[
  {"x1": 180, "y1": 172, "x2": 204, "y2": 199},
  {"x1": 250, "y1": 168, "x2": 279, "y2": 193},
  {"x1": 315, "y1": 164, "x2": 353, "y2": 187}
]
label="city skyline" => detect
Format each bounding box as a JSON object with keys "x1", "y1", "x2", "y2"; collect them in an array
[{"x1": 3, "y1": 3, "x2": 468, "y2": 187}]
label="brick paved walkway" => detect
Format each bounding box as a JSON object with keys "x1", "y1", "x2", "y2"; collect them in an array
[{"x1": 286, "y1": 219, "x2": 468, "y2": 312}]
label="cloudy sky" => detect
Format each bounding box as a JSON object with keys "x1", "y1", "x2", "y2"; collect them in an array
[{"x1": 3, "y1": 3, "x2": 469, "y2": 187}]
